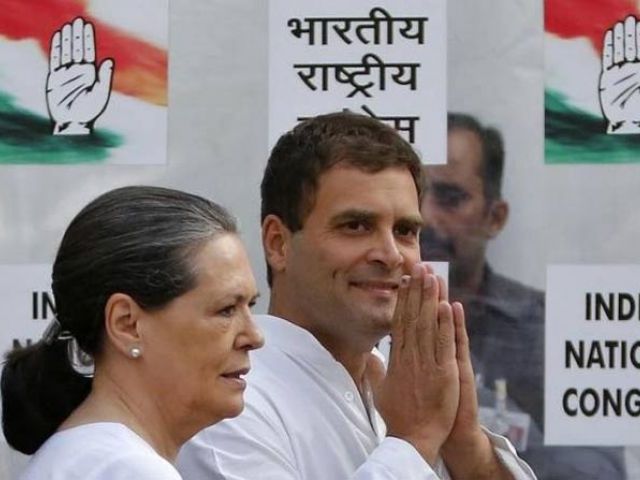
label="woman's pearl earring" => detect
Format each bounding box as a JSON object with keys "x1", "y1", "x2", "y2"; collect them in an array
[{"x1": 130, "y1": 346, "x2": 142, "y2": 359}]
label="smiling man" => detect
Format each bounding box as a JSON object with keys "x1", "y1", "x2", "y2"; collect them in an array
[{"x1": 178, "y1": 112, "x2": 535, "y2": 479}]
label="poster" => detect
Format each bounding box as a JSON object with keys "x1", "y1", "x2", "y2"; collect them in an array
[
  {"x1": 545, "y1": 1, "x2": 640, "y2": 164},
  {"x1": 0, "y1": 0, "x2": 168, "y2": 164},
  {"x1": 269, "y1": 0, "x2": 446, "y2": 164},
  {"x1": 0, "y1": 264, "x2": 53, "y2": 364},
  {"x1": 546, "y1": 264, "x2": 640, "y2": 446}
]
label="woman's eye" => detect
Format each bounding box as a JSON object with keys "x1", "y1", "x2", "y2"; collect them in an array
[{"x1": 218, "y1": 305, "x2": 237, "y2": 317}]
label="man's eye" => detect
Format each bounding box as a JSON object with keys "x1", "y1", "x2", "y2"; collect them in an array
[
  {"x1": 395, "y1": 225, "x2": 419, "y2": 238},
  {"x1": 342, "y1": 221, "x2": 368, "y2": 232},
  {"x1": 432, "y1": 185, "x2": 470, "y2": 208}
]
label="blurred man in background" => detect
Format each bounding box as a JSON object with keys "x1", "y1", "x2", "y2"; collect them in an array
[{"x1": 420, "y1": 112, "x2": 626, "y2": 479}]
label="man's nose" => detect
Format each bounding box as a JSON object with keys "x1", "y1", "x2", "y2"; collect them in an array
[
  {"x1": 366, "y1": 231, "x2": 404, "y2": 269},
  {"x1": 421, "y1": 194, "x2": 446, "y2": 231}
]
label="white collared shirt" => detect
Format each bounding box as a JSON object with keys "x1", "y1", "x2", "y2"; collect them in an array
[{"x1": 177, "y1": 314, "x2": 536, "y2": 480}]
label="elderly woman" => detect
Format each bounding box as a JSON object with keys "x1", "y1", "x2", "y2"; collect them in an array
[{"x1": 1, "y1": 186, "x2": 264, "y2": 479}]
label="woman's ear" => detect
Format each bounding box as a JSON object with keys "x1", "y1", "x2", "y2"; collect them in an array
[
  {"x1": 262, "y1": 214, "x2": 292, "y2": 276},
  {"x1": 103, "y1": 293, "x2": 143, "y2": 358}
]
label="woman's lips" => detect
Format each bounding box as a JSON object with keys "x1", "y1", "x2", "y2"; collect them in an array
[{"x1": 220, "y1": 367, "x2": 250, "y2": 388}]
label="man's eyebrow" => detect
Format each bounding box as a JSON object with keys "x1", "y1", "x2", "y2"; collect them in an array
[
  {"x1": 396, "y1": 215, "x2": 424, "y2": 230},
  {"x1": 431, "y1": 181, "x2": 467, "y2": 194},
  {"x1": 329, "y1": 209, "x2": 424, "y2": 229},
  {"x1": 329, "y1": 209, "x2": 378, "y2": 226},
  {"x1": 429, "y1": 180, "x2": 460, "y2": 190}
]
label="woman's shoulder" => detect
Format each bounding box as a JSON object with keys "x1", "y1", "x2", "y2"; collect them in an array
[
  {"x1": 20, "y1": 423, "x2": 181, "y2": 480},
  {"x1": 92, "y1": 450, "x2": 182, "y2": 479}
]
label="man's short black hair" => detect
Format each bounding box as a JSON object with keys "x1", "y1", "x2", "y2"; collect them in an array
[
  {"x1": 448, "y1": 112, "x2": 504, "y2": 201},
  {"x1": 262, "y1": 111, "x2": 423, "y2": 229}
]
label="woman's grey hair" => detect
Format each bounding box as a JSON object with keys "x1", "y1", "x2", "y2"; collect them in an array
[{"x1": 2, "y1": 185, "x2": 237, "y2": 454}]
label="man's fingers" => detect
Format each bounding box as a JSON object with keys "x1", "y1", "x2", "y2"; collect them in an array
[
  {"x1": 452, "y1": 301, "x2": 477, "y2": 399},
  {"x1": 72, "y1": 17, "x2": 84, "y2": 63},
  {"x1": 415, "y1": 272, "x2": 437, "y2": 359},
  {"x1": 84, "y1": 21, "x2": 96, "y2": 63},
  {"x1": 452, "y1": 302, "x2": 469, "y2": 363},
  {"x1": 61, "y1": 23, "x2": 72, "y2": 66},
  {"x1": 436, "y1": 301, "x2": 455, "y2": 365},
  {"x1": 625, "y1": 16, "x2": 637, "y2": 62},
  {"x1": 614, "y1": 21, "x2": 624, "y2": 65},
  {"x1": 436, "y1": 274, "x2": 448, "y2": 302},
  {"x1": 417, "y1": 262, "x2": 446, "y2": 301},
  {"x1": 421, "y1": 261, "x2": 434, "y2": 275},
  {"x1": 50, "y1": 31, "x2": 61, "y2": 71},
  {"x1": 390, "y1": 275, "x2": 410, "y2": 355},
  {"x1": 405, "y1": 263, "x2": 425, "y2": 333}
]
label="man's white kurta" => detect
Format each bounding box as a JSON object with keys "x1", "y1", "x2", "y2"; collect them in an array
[{"x1": 177, "y1": 314, "x2": 536, "y2": 479}]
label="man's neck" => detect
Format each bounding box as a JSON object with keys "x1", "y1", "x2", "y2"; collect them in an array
[
  {"x1": 268, "y1": 296, "x2": 377, "y2": 394},
  {"x1": 310, "y1": 330, "x2": 373, "y2": 393},
  {"x1": 451, "y1": 260, "x2": 487, "y2": 302}
]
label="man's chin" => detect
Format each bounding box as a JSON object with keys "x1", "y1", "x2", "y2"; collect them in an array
[
  {"x1": 344, "y1": 289, "x2": 396, "y2": 330},
  {"x1": 360, "y1": 308, "x2": 394, "y2": 333}
]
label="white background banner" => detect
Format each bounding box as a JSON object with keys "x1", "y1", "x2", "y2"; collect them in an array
[
  {"x1": 546, "y1": 265, "x2": 640, "y2": 446},
  {"x1": 0, "y1": 265, "x2": 53, "y2": 357},
  {"x1": 269, "y1": 0, "x2": 446, "y2": 164}
]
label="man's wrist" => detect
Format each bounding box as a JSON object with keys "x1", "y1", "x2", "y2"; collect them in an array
[{"x1": 441, "y1": 428, "x2": 513, "y2": 480}]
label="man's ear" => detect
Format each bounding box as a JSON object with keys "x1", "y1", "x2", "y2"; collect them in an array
[
  {"x1": 486, "y1": 199, "x2": 509, "y2": 239},
  {"x1": 103, "y1": 292, "x2": 143, "y2": 358},
  {"x1": 262, "y1": 214, "x2": 292, "y2": 276}
]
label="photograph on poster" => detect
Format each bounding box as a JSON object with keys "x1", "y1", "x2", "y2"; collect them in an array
[
  {"x1": 419, "y1": 112, "x2": 544, "y2": 455},
  {"x1": 446, "y1": 0, "x2": 638, "y2": 476},
  {"x1": 434, "y1": 112, "x2": 629, "y2": 477}
]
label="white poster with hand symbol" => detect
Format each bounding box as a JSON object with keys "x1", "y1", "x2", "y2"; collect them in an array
[
  {"x1": 47, "y1": 17, "x2": 114, "y2": 136},
  {"x1": 546, "y1": 5, "x2": 640, "y2": 163},
  {"x1": 0, "y1": 0, "x2": 167, "y2": 165}
]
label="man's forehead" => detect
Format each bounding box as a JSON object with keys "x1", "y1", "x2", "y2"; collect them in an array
[
  {"x1": 321, "y1": 161, "x2": 392, "y2": 175},
  {"x1": 424, "y1": 155, "x2": 483, "y2": 187},
  {"x1": 299, "y1": 163, "x2": 419, "y2": 222},
  {"x1": 317, "y1": 163, "x2": 417, "y2": 191},
  {"x1": 446, "y1": 129, "x2": 484, "y2": 173}
]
